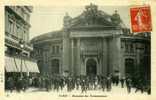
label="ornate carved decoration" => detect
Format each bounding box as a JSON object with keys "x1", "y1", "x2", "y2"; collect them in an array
[
  {"x1": 111, "y1": 10, "x2": 121, "y2": 25},
  {"x1": 84, "y1": 3, "x2": 98, "y2": 25},
  {"x1": 70, "y1": 3, "x2": 121, "y2": 28}
]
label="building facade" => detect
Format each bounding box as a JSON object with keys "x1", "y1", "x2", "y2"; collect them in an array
[
  {"x1": 31, "y1": 4, "x2": 150, "y2": 80},
  {"x1": 5, "y1": 6, "x2": 39, "y2": 78}
]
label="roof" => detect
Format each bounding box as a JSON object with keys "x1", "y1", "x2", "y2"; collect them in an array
[{"x1": 31, "y1": 30, "x2": 63, "y2": 43}]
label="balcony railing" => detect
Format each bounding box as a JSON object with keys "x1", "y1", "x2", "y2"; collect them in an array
[
  {"x1": 5, "y1": 32, "x2": 33, "y2": 51},
  {"x1": 6, "y1": 53, "x2": 37, "y2": 62}
]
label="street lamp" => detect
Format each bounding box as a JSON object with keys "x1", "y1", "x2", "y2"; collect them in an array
[{"x1": 19, "y1": 39, "x2": 24, "y2": 78}]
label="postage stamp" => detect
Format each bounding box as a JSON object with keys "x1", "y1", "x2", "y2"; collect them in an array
[{"x1": 130, "y1": 5, "x2": 152, "y2": 33}]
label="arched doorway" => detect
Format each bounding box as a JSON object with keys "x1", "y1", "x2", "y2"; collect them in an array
[
  {"x1": 86, "y1": 59, "x2": 97, "y2": 76},
  {"x1": 51, "y1": 59, "x2": 59, "y2": 74},
  {"x1": 125, "y1": 58, "x2": 134, "y2": 77}
]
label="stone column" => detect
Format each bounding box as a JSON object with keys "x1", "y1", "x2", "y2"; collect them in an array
[
  {"x1": 80, "y1": 49, "x2": 85, "y2": 76},
  {"x1": 136, "y1": 49, "x2": 140, "y2": 74},
  {"x1": 71, "y1": 38, "x2": 74, "y2": 75},
  {"x1": 111, "y1": 35, "x2": 122, "y2": 77},
  {"x1": 77, "y1": 38, "x2": 81, "y2": 76},
  {"x1": 117, "y1": 37, "x2": 122, "y2": 78},
  {"x1": 106, "y1": 38, "x2": 110, "y2": 76},
  {"x1": 60, "y1": 55, "x2": 63, "y2": 75},
  {"x1": 102, "y1": 38, "x2": 107, "y2": 77},
  {"x1": 80, "y1": 49, "x2": 86, "y2": 75},
  {"x1": 62, "y1": 30, "x2": 70, "y2": 76}
]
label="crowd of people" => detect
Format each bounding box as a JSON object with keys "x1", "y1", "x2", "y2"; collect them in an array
[{"x1": 5, "y1": 74, "x2": 151, "y2": 94}]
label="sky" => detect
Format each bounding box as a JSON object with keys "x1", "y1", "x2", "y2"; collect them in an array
[{"x1": 29, "y1": 5, "x2": 130, "y2": 39}]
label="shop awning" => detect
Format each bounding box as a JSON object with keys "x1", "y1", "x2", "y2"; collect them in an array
[
  {"x1": 14, "y1": 57, "x2": 28, "y2": 72},
  {"x1": 24, "y1": 60, "x2": 40, "y2": 73},
  {"x1": 5, "y1": 56, "x2": 18, "y2": 72},
  {"x1": 5, "y1": 56, "x2": 39, "y2": 73}
]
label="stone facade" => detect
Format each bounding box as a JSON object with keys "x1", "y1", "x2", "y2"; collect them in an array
[
  {"x1": 5, "y1": 6, "x2": 33, "y2": 56},
  {"x1": 5, "y1": 6, "x2": 40, "y2": 77},
  {"x1": 31, "y1": 4, "x2": 150, "y2": 80}
]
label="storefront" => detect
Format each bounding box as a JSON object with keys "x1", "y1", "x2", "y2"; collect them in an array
[{"x1": 5, "y1": 55, "x2": 40, "y2": 78}]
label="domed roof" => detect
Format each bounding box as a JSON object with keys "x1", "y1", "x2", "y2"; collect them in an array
[{"x1": 31, "y1": 30, "x2": 63, "y2": 43}]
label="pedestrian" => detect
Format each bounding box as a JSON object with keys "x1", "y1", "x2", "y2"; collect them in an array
[
  {"x1": 81, "y1": 79, "x2": 86, "y2": 93},
  {"x1": 7, "y1": 77, "x2": 15, "y2": 93},
  {"x1": 106, "y1": 76, "x2": 112, "y2": 92},
  {"x1": 101, "y1": 76, "x2": 106, "y2": 91},
  {"x1": 126, "y1": 78, "x2": 132, "y2": 93},
  {"x1": 67, "y1": 77, "x2": 71, "y2": 92},
  {"x1": 22, "y1": 77, "x2": 28, "y2": 92},
  {"x1": 16, "y1": 77, "x2": 23, "y2": 92},
  {"x1": 76, "y1": 77, "x2": 80, "y2": 90},
  {"x1": 45, "y1": 77, "x2": 50, "y2": 91},
  {"x1": 60, "y1": 77, "x2": 64, "y2": 90},
  {"x1": 116, "y1": 76, "x2": 119, "y2": 86},
  {"x1": 147, "y1": 85, "x2": 151, "y2": 95},
  {"x1": 29, "y1": 77, "x2": 33, "y2": 87},
  {"x1": 135, "y1": 79, "x2": 144, "y2": 93},
  {"x1": 86, "y1": 76, "x2": 90, "y2": 90},
  {"x1": 94, "y1": 76, "x2": 98, "y2": 90},
  {"x1": 120, "y1": 77, "x2": 125, "y2": 88}
]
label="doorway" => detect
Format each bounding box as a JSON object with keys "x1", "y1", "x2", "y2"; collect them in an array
[
  {"x1": 125, "y1": 58, "x2": 134, "y2": 77},
  {"x1": 86, "y1": 59, "x2": 97, "y2": 76}
]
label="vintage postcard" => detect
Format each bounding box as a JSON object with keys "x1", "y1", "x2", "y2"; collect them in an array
[{"x1": 0, "y1": 0, "x2": 156, "y2": 100}]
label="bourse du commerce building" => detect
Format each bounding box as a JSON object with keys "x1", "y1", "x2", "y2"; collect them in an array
[{"x1": 31, "y1": 4, "x2": 150, "y2": 80}]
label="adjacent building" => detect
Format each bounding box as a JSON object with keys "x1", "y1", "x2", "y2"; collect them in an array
[
  {"x1": 5, "y1": 6, "x2": 39, "y2": 79},
  {"x1": 31, "y1": 4, "x2": 150, "y2": 81}
]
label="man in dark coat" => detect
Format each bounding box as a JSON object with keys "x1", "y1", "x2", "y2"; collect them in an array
[
  {"x1": 106, "y1": 76, "x2": 112, "y2": 91},
  {"x1": 7, "y1": 77, "x2": 15, "y2": 93},
  {"x1": 22, "y1": 77, "x2": 28, "y2": 92},
  {"x1": 135, "y1": 79, "x2": 144, "y2": 93},
  {"x1": 76, "y1": 77, "x2": 80, "y2": 90},
  {"x1": 101, "y1": 76, "x2": 106, "y2": 91},
  {"x1": 126, "y1": 78, "x2": 132, "y2": 93},
  {"x1": 81, "y1": 79, "x2": 87, "y2": 93},
  {"x1": 16, "y1": 77, "x2": 23, "y2": 92},
  {"x1": 45, "y1": 77, "x2": 51, "y2": 91},
  {"x1": 120, "y1": 77, "x2": 125, "y2": 88}
]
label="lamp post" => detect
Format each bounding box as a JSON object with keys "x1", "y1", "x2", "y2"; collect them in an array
[{"x1": 19, "y1": 39, "x2": 24, "y2": 78}]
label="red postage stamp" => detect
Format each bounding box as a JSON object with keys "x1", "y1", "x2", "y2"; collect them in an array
[{"x1": 130, "y1": 5, "x2": 152, "y2": 33}]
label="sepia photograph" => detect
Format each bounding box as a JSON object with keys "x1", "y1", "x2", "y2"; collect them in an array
[{"x1": 4, "y1": 3, "x2": 151, "y2": 99}]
